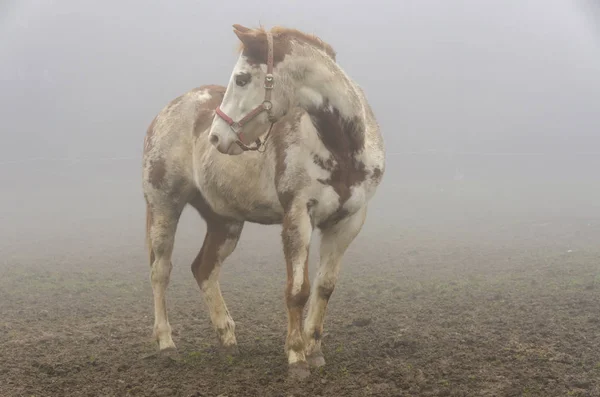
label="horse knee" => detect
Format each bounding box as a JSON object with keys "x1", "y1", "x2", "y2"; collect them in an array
[
  {"x1": 287, "y1": 280, "x2": 310, "y2": 309},
  {"x1": 317, "y1": 284, "x2": 335, "y2": 301},
  {"x1": 151, "y1": 259, "x2": 172, "y2": 284}
]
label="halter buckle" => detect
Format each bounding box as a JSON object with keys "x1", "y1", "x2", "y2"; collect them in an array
[
  {"x1": 230, "y1": 122, "x2": 241, "y2": 133},
  {"x1": 264, "y1": 74, "x2": 274, "y2": 89},
  {"x1": 263, "y1": 100, "x2": 273, "y2": 111}
]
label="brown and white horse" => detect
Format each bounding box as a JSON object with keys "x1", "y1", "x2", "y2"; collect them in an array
[{"x1": 142, "y1": 24, "x2": 385, "y2": 379}]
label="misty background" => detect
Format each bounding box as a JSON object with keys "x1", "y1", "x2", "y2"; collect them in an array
[{"x1": 1, "y1": 0, "x2": 599, "y2": 260}]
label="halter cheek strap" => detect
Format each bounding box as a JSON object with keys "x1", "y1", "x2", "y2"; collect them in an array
[{"x1": 215, "y1": 31, "x2": 275, "y2": 152}]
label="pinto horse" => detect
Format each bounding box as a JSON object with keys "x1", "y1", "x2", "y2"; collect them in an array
[{"x1": 142, "y1": 24, "x2": 385, "y2": 379}]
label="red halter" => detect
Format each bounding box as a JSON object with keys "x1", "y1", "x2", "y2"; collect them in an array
[{"x1": 215, "y1": 31, "x2": 276, "y2": 152}]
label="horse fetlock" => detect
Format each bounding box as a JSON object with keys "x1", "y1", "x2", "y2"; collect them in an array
[
  {"x1": 287, "y1": 345, "x2": 307, "y2": 365},
  {"x1": 304, "y1": 335, "x2": 326, "y2": 367},
  {"x1": 215, "y1": 320, "x2": 237, "y2": 347},
  {"x1": 304, "y1": 335, "x2": 321, "y2": 355},
  {"x1": 286, "y1": 328, "x2": 306, "y2": 352},
  {"x1": 153, "y1": 323, "x2": 176, "y2": 351}
]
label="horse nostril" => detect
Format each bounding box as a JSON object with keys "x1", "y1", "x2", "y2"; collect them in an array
[{"x1": 209, "y1": 134, "x2": 219, "y2": 146}]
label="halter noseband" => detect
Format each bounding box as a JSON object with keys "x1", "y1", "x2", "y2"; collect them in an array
[{"x1": 215, "y1": 31, "x2": 276, "y2": 152}]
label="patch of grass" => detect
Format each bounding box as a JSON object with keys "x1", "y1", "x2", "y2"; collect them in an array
[
  {"x1": 225, "y1": 354, "x2": 234, "y2": 366},
  {"x1": 522, "y1": 384, "x2": 542, "y2": 396},
  {"x1": 184, "y1": 351, "x2": 203, "y2": 364},
  {"x1": 340, "y1": 366, "x2": 348, "y2": 376}
]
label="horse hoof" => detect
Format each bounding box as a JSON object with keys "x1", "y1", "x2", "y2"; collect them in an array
[
  {"x1": 155, "y1": 334, "x2": 177, "y2": 350},
  {"x1": 219, "y1": 344, "x2": 240, "y2": 357},
  {"x1": 288, "y1": 362, "x2": 311, "y2": 380},
  {"x1": 307, "y1": 352, "x2": 326, "y2": 368},
  {"x1": 141, "y1": 345, "x2": 178, "y2": 361},
  {"x1": 160, "y1": 345, "x2": 177, "y2": 353}
]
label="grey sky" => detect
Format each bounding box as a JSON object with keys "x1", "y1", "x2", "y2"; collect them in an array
[{"x1": 1, "y1": 0, "x2": 599, "y2": 162}]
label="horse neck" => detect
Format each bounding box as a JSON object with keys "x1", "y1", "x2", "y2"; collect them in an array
[
  {"x1": 285, "y1": 48, "x2": 367, "y2": 157},
  {"x1": 292, "y1": 49, "x2": 364, "y2": 121}
]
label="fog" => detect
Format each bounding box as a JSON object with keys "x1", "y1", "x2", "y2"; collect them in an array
[
  {"x1": 2, "y1": 1, "x2": 599, "y2": 236},
  {"x1": 0, "y1": 0, "x2": 598, "y2": 264}
]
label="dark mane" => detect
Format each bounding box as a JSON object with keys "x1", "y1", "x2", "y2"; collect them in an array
[{"x1": 237, "y1": 25, "x2": 337, "y2": 61}]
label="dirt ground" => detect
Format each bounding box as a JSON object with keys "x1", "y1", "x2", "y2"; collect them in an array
[{"x1": 1, "y1": 170, "x2": 600, "y2": 396}]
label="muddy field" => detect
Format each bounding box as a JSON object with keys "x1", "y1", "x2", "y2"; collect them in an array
[{"x1": 1, "y1": 164, "x2": 600, "y2": 396}]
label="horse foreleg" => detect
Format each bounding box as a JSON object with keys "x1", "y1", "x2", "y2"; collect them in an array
[
  {"x1": 304, "y1": 206, "x2": 367, "y2": 367},
  {"x1": 281, "y1": 203, "x2": 313, "y2": 379},
  {"x1": 191, "y1": 220, "x2": 244, "y2": 355}
]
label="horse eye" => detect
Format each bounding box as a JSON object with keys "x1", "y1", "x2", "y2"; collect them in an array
[{"x1": 235, "y1": 73, "x2": 251, "y2": 87}]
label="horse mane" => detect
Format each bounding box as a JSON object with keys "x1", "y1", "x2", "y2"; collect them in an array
[{"x1": 236, "y1": 25, "x2": 337, "y2": 61}]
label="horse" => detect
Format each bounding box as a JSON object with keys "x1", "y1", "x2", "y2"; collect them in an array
[{"x1": 142, "y1": 24, "x2": 385, "y2": 379}]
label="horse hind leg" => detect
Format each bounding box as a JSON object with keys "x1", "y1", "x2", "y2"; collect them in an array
[
  {"x1": 146, "y1": 198, "x2": 185, "y2": 352},
  {"x1": 304, "y1": 206, "x2": 368, "y2": 367},
  {"x1": 190, "y1": 195, "x2": 244, "y2": 355}
]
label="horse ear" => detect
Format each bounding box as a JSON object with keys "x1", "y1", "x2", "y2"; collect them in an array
[
  {"x1": 232, "y1": 24, "x2": 251, "y2": 33},
  {"x1": 233, "y1": 27, "x2": 263, "y2": 54}
]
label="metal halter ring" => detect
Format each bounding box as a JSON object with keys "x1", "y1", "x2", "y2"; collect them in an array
[{"x1": 265, "y1": 74, "x2": 274, "y2": 89}]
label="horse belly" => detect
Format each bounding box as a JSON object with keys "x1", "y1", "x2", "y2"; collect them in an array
[{"x1": 197, "y1": 174, "x2": 283, "y2": 224}]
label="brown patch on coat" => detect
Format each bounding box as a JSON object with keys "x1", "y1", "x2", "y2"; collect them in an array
[
  {"x1": 148, "y1": 158, "x2": 167, "y2": 190},
  {"x1": 189, "y1": 191, "x2": 240, "y2": 284},
  {"x1": 371, "y1": 167, "x2": 383, "y2": 184},
  {"x1": 286, "y1": 271, "x2": 310, "y2": 309},
  {"x1": 309, "y1": 99, "x2": 365, "y2": 156},
  {"x1": 317, "y1": 208, "x2": 350, "y2": 230},
  {"x1": 277, "y1": 191, "x2": 294, "y2": 213},
  {"x1": 192, "y1": 85, "x2": 227, "y2": 138},
  {"x1": 308, "y1": 100, "x2": 367, "y2": 225},
  {"x1": 281, "y1": 213, "x2": 303, "y2": 274},
  {"x1": 190, "y1": 226, "x2": 227, "y2": 284},
  {"x1": 312, "y1": 154, "x2": 334, "y2": 171}
]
